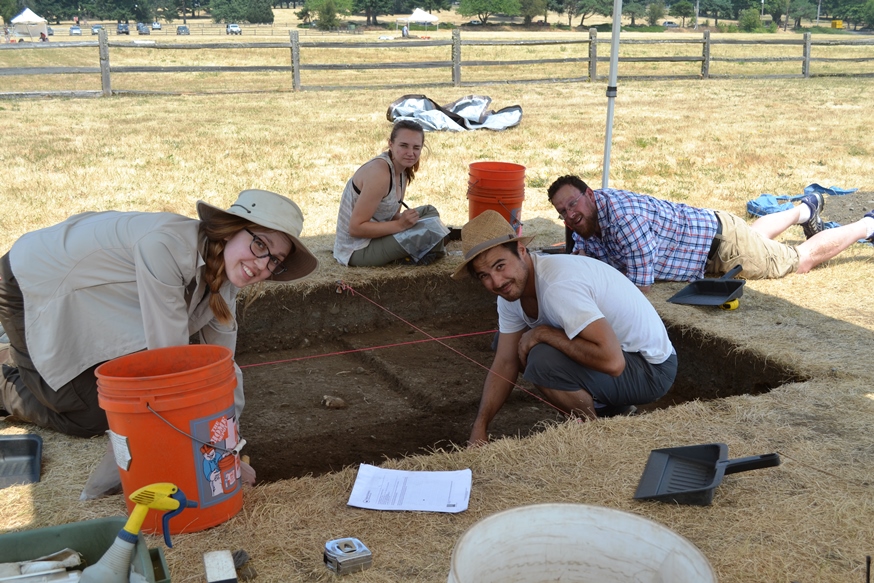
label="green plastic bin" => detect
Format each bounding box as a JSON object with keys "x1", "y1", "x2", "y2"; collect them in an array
[{"x1": 0, "y1": 516, "x2": 169, "y2": 583}]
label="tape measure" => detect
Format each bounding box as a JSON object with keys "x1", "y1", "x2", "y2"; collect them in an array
[
  {"x1": 720, "y1": 299, "x2": 740, "y2": 310},
  {"x1": 324, "y1": 538, "x2": 372, "y2": 575}
]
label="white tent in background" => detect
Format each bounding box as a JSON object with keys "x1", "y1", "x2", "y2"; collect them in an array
[
  {"x1": 11, "y1": 8, "x2": 48, "y2": 39},
  {"x1": 397, "y1": 8, "x2": 439, "y2": 31}
]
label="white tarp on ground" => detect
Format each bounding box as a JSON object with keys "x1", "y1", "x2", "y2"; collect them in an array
[
  {"x1": 387, "y1": 94, "x2": 522, "y2": 132},
  {"x1": 11, "y1": 8, "x2": 48, "y2": 38}
]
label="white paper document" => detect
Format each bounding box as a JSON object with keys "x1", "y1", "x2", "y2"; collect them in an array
[{"x1": 347, "y1": 464, "x2": 471, "y2": 513}]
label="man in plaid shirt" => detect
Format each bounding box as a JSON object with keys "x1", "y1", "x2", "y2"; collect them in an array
[{"x1": 547, "y1": 175, "x2": 874, "y2": 292}]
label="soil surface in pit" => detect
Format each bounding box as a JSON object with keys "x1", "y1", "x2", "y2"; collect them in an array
[{"x1": 236, "y1": 308, "x2": 804, "y2": 484}]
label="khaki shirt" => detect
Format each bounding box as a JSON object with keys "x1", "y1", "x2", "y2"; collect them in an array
[{"x1": 9, "y1": 211, "x2": 245, "y2": 415}]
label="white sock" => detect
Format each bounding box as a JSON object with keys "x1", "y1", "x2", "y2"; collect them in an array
[
  {"x1": 861, "y1": 216, "x2": 874, "y2": 239},
  {"x1": 796, "y1": 203, "x2": 812, "y2": 224}
]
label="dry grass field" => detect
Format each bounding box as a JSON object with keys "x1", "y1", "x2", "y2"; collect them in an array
[{"x1": 1, "y1": 45, "x2": 874, "y2": 583}]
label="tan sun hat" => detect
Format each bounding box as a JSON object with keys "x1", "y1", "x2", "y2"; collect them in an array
[
  {"x1": 451, "y1": 210, "x2": 533, "y2": 280},
  {"x1": 197, "y1": 189, "x2": 319, "y2": 283}
]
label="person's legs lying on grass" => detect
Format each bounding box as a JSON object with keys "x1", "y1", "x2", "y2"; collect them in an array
[
  {"x1": 749, "y1": 191, "x2": 824, "y2": 240},
  {"x1": 796, "y1": 211, "x2": 874, "y2": 273}
]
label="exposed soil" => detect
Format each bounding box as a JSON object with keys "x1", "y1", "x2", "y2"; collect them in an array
[
  {"x1": 820, "y1": 189, "x2": 874, "y2": 226},
  {"x1": 234, "y1": 274, "x2": 805, "y2": 483}
]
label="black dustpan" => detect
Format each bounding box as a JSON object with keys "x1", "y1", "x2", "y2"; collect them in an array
[
  {"x1": 667, "y1": 265, "x2": 745, "y2": 306},
  {"x1": 633, "y1": 443, "x2": 780, "y2": 506}
]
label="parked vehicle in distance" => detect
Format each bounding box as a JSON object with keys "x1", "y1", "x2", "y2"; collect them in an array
[
  {"x1": 176, "y1": 25, "x2": 190, "y2": 35},
  {"x1": 663, "y1": 20, "x2": 679, "y2": 27},
  {"x1": 137, "y1": 23, "x2": 151, "y2": 35},
  {"x1": 91, "y1": 24, "x2": 104, "y2": 35},
  {"x1": 69, "y1": 25, "x2": 82, "y2": 35},
  {"x1": 226, "y1": 23, "x2": 241, "y2": 35},
  {"x1": 468, "y1": 19, "x2": 482, "y2": 25},
  {"x1": 117, "y1": 23, "x2": 130, "y2": 34},
  {"x1": 47, "y1": 26, "x2": 54, "y2": 36},
  {"x1": 152, "y1": 21, "x2": 162, "y2": 30}
]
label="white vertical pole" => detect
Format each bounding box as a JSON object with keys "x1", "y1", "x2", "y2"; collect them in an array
[{"x1": 602, "y1": 0, "x2": 623, "y2": 189}]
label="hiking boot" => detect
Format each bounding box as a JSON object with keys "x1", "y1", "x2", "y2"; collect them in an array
[
  {"x1": 595, "y1": 404, "x2": 638, "y2": 418},
  {"x1": 800, "y1": 192, "x2": 825, "y2": 239}
]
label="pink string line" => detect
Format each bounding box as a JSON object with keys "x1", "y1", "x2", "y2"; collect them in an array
[
  {"x1": 333, "y1": 282, "x2": 572, "y2": 417},
  {"x1": 238, "y1": 330, "x2": 496, "y2": 369}
]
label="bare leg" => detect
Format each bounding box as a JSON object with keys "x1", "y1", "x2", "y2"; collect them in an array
[
  {"x1": 796, "y1": 220, "x2": 867, "y2": 273},
  {"x1": 750, "y1": 205, "x2": 803, "y2": 240},
  {"x1": 536, "y1": 385, "x2": 597, "y2": 420}
]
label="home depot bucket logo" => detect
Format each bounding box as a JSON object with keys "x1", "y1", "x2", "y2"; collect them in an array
[{"x1": 191, "y1": 405, "x2": 241, "y2": 507}]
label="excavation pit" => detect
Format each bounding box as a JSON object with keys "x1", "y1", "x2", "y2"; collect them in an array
[{"x1": 235, "y1": 275, "x2": 806, "y2": 483}]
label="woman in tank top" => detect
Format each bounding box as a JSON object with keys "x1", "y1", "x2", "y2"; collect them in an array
[{"x1": 333, "y1": 120, "x2": 446, "y2": 267}]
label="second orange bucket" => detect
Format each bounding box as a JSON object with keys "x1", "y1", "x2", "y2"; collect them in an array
[{"x1": 96, "y1": 344, "x2": 243, "y2": 535}]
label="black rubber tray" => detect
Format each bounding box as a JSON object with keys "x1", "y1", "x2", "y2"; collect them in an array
[{"x1": 0, "y1": 434, "x2": 42, "y2": 488}]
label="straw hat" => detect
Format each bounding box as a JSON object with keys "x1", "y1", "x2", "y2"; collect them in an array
[
  {"x1": 197, "y1": 189, "x2": 319, "y2": 283},
  {"x1": 451, "y1": 210, "x2": 533, "y2": 280}
]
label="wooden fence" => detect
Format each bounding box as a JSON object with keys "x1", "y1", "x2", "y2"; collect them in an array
[{"x1": 1, "y1": 28, "x2": 873, "y2": 98}]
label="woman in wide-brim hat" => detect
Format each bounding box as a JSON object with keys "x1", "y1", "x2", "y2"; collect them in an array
[{"x1": 0, "y1": 189, "x2": 317, "y2": 441}]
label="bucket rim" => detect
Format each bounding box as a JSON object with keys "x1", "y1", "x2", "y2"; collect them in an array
[
  {"x1": 468, "y1": 161, "x2": 526, "y2": 172},
  {"x1": 95, "y1": 345, "x2": 233, "y2": 382},
  {"x1": 448, "y1": 503, "x2": 716, "y2": 581}
]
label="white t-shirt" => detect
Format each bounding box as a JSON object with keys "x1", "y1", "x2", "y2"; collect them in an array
[{"x1": 497, "y1": 253, "x2": 674, "y2": 365}]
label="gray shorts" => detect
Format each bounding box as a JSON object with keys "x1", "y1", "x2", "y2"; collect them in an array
[{"x1": 522, "y1": 344, "x2": 677, "y2": 407}]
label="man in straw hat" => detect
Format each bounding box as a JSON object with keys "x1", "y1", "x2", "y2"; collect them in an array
[{"x1": 452, "y1": 210, "x2": 677, "y2": 445}]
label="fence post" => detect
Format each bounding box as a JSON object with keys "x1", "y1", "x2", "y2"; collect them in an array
[
  {"x1": 588, "y1": 28, "x2": 597, "y2": 82},
  {"x1": 802, "y1": 32, "x2": 811, "y2": 77},
  {"x1": 98, "y1": 28, "x2": 111, "y2": 96},
  {"x1": 701, "y1": 30, "x2": 710, "y2": 78},
  {"x1": 290, "y1": 30, "x2": 301, "y2": 91},
  {"x1": 452, "y1": 29, "x2": 461, "y2": 87}
]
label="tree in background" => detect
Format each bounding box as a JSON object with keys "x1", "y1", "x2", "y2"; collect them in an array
[
  {"x1": 0, "y1": 0, "x2": 17, "y2": 26},
  {"x1": 210, "y1": 0, "x2": 246, "y2": 20},
  {"x1": 582, "y1": 0, "x2": 612, "y2": 25},
  {"x1": 246, "y1": 0, "x2": 273, "y2": 21},
  {"x1": 671, "y1": 0, "x2": 693, "y2": 24},
  {"x1": 520, "y1": 0, "x2": 546, "y2": 24},
  {"x1": 295, "y1": 4, "x2": 313, "y2": 20},
  {"x1": 418, "y1": 0, "x2": 451, "y2": 13},
  {"x1": 646, "y1": 0, "x2": 665, "y2": 24},
  {"x1": 305, "y1": 0, "x2": 350, "y2": 27},
  {"x1": 737, "y1": 6, "x2": 762, "y2": 28},
  {"x1": 355, "y1": 0, "x2": 392, "y2": 25},
  {"x1": 789, "y1": 0, "x2": 815, "y2": 25},
  {"x1": 458, "y1": 0, "x2": 521, "y2": 23},
  {"x1": 623, "y1": 1, "x2": 646, "y2": 24},
  {"x1": 863, "y1": 0, "x2": 874, "y2": 26},
  {"x1": 700, "y1": 0, "x2": 731, "y2": 24},
  {"x1": 542, "y1": 0, "x2": 561, "y2": 22}
]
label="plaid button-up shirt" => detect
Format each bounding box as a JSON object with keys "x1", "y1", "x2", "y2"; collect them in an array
[{"x1": 572, "y1": 189, "x2": 719, "y2": 287}]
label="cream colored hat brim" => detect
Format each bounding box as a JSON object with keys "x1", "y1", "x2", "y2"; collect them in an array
[{"x1": 197, "y1": 190, "x2": 319, "y2": 283}]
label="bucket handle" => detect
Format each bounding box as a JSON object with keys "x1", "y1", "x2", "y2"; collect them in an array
[{"x1": 146, "y1": 403, "x2": 246, "y2": 456}]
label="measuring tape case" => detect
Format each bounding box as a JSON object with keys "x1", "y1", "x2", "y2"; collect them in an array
[{"x1": 324, "y1": 537, "x2": 373, "y2": 575}]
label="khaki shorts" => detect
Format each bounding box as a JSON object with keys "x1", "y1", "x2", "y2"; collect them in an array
[{"x1": 706, "y1": 210, "x2": 799, "y2": 279}]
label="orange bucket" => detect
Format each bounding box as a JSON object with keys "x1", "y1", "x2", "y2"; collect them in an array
[
  {"x1": 468, "y1": 161, "x2": 525, "y2": 235},
  {"x1": 96, "y1": 344, "x2": 243, "y2": 535},
  {"x1": 467, "y1": 189, "x2": 525, "y2": 236}
]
